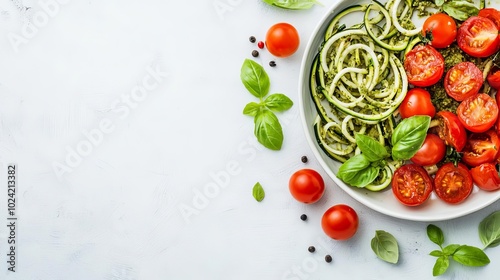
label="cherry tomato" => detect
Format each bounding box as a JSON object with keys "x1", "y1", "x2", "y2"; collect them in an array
[
  {"x1": 433, "y1": 111, "x2": 467, "y2": 152},
  {"x1": 265, "y1": 23, "x2": 300, "y2": 58},
  {"x1": 289, "y1": 169, "x2": 325, "y2": 203},
  {"x1": 462, "y1": 130, "x2": 500, "y2": 166},
  {"x1": 444, "y1": 62, "x2": 483, "y2": 101},
  {"x1": 399, "y1": 88, "x2": 436, "y2": 118},
  {"x1": 404, "y1": 45, "x2": 445, "y2": 87},
  {"x1": 434, "y1": 163, "x2": 473, "y2": 204},
  {"x1": 422, "y1": 13, "x2": 457, "y2": 48},
  {"x1": 478, "y1": 8, "x2": 500, "y2": 29},
  {"x1": 457, "y1": 93, "x2": 499, "y2": 133},
  {"x1": 471, "y1": 163, "x2": 500, "y2": 191},
  {"x1": 496, "y1": 92, "x2": 500, "y2": 137},
  {"x1": 321, "y1": 204, "x2": 359, "y2": 240},
  {"x1": 391, "y1": 164, "x2": 433, "y2": 206},
  {"x1": 457, "y1": 16, "x2": 500, "y2": 58},
  {"x1": 487, "y1": 68, "x2": 500, "y2": 90},
  {"x1": 410, "y1": 134, "x2": 446, "y2": 166}
]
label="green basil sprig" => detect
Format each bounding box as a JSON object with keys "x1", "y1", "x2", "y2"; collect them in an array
[
  {"x1": 371, "y1": 230, "x2": 399, "y2": 264},
  {"x1": 427, "y1": 224, "x2": 490, "y2": 276},
  {"x1": 240, "y1": 59, "x2": 293, "y2": 150},
  {"x1": 262, "y1": 0, "x2": 322, "y2": 10},
  {"x1": 391, "y1": 115, "x2": 430, "y2": 161},
  {"x1": 479, "y1": 210, "x2": 500, "y2": 249},
  {"x1": 252, "y1": 182, "x2": 265, "y2": 202},
  {"x1": 442, "y1": 1, "x2": 479, "y2": 21}
]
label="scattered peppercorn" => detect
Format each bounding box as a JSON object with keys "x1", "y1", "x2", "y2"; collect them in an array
[
  {"x1": 300, "y1": 214, "x2": 307, "y2": 221},
  {"x1": 258, "y1": 41, "x2": 265, "y2": 49},
  {"x1": 301, "y1": 156, "x2": 308, "y2": 163},
  {"x1": 249, "y1": 36, "x2": 256, "y2": 43},
  {"x1": 269, "y1": 60, "x2": 276, "y2": 67},
  {"x1": 325, "y1": 255, "x2": 332, "y2": 263},
  {"x1": 252, "y1": 50, "x2": 259, "y2": 57},
  {"x1": 308, "y1": 246, "x2": 316, "y2": 253}
]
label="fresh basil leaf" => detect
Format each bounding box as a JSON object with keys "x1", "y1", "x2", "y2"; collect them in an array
[
  {"x1": 430, "y1": 250, "x2": 445, "y2": 257},
  {"x1": 241, "y1": 59, "x2": 270, "y2": 98},
  {"x1": 262, "y1": 0, "x2": 322, "y2": 10},
  {"x1": 443, "y1": 244, "x2": 461, "y2": 255},
  {"x1": 254, "y1": 109, "x2": 283, "y2": 150},
  {"x1": 392, "y1": 115, "x2": 431, "y2": 160},
  {"x1": 371, "y1": 230, "x2": 399, "y2": 264},
  {"x1": 355, "y1": 134, "x2": 388, "y2": 162},
  {"x1": 264, "y1": 93, "x2": 294, "y2": 112},
  {"x1": 443, "y1": 1, "x2": 479, "y2": 21},
  {"x1": 337, "y1": 154, "x2": 379, "y2": 188},
  {"x1": 427, "y1": 224, "x2": 445, "y2": 247},
  {"x1": 252, "y1": 182, "x2": 265, "y2": 202},
  {"x1": 452, "y1": 245, "x2": 490, "y2": 266},
  {"x1": 243, "y1": 102, "x2": 261, "y2": 116},
  {"x1": 435, "y1": 0, "x2": 445, "y2": 6},
  {"x1": 478, "y1": 210, "x2": 500, "y2": 249},
  {"x1": 433, "y1": 256, "x2": 450, "y2": 277}
]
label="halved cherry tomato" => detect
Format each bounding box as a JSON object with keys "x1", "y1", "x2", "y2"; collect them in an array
[
  {"x1": 391, "y1": 164, "x2": 433, "y2": 206},
  {"x1": 411, "y1": 134, "x2": 446, "y2": 166},
  {"x1": 434, "y1": 163, "x2": 473, "y2": 204},
  {"x1": 471, "y1": 163, "x2": 500, "y2": 191},
  {"x1": 422, "y1": 13, "x2": 457, "y2": 48},
  {"x1": 404, "y1": 45, "x2": 445, "y2": 87},
  {"x1": 265, "y1": 23, "x2": 300, "y2": 58},
  {"x1": 457, "y1": 16, "x2": 500, "y2": 58},
  {"x1": 399, "y1": 88, "x2": 436, "y2": 118},
  {"x1": 478, "y1": 8, "x2": 500, "y2": 29},
  {"x1": 462, "y1": 130, "x2": 500, "y2": 166},
  {"x1": 444, "y1": 62, "x2": 483, "y2": 101},
  {"x1": 487, "y1": 68, "x2": 500, "y2": 90},
  {"x1": 457, "y1": 93, "x2": 499, "y2": 133},
  {"x1": 433, "y1": 111, "x2": 467, "y2": 152}
]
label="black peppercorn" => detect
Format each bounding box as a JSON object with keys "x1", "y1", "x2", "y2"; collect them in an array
[
  {"x1": 325, "y1": 255, "x2": 332, "y2": 263},
  {"x1": 249, "y1": 36, "x2": 256, "y2": 43},
  {"x1": 301, "y1": 156, "x2": 308, "y2": 163},
  {"x1": 252, "y1": 50, "x2": 259, "y2": 57},
  {"x1": 300, "y1": 214, "x2": 307, "y2": 221},
  {"x1": 308, "y1": 246, "x2": 315, "y2": 253},
  {"x1": 269, "y1": 60, "x2": 276, "y2": 67}
]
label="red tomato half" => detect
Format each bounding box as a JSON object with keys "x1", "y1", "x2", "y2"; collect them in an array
[
  {"x1": 471, "y1": 163, "x2": 500, "y2": 191},
  {"x1": 479, "y1": 8, "x2": 500, "y2": 29},
  {"x1": 434, "y1": 163, "x2": 473, "y2": 204},
  {"x1": 289, "y1": 169, "x2": 325, "y2": 204},
  {"x1": 462, "y1": 130, "x2": 500, "y2": 167},
  {"x1": 457, "y1": 16, "x2": 500, "y2": 58},
  {"x1": 487, "y1": 68, "x2": 500, "y2": 90},
  {"x1": 265, "y1": 23, "x2": 300, "y2": 58},
  {"x1": 399, "y1": 88, "x2": 436, "y2": 118},
  {"x1": 321, "y1": 204, "x2": 359, "y2": 240},
  {"x1": 434, "y1": 111, "x2": 467, "y2": 152},
  {"x1": 411, "y1": 134, "x2": 446, "y2": 166},
  {"x1": 457, "y1": 93, "x2": 499, "y2": 133},
  {"x1": 444, "y1": 62, "x2": 483, "y2": 101},
  {"x1": 422, "y1": 13, "x2": 457, "y2": 48},
  {"x1": 392, "y1": 164, "x2": 433, "y2": 206},
  {"x1": 404, "y1": 45, "x2": 445, "y2": 87}
]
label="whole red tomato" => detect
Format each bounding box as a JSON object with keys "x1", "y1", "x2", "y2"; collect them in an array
[
  {"x1": 399, "y1": 88, "x2": 436, "y2": 118},
  {"x1": 410, "y1": 134, "x2": 446, "y2": 166},
  {"x1": 265, "y1": 23, "x2": 300, "y2": 58},
  {"x1": 422, "y1": 13, "x2": 457, "y2": 48},
  {"x1": 289, "y1": 169, "x2": 325, "y2": 203},
  {"x1": 321, "y1": 204, "x2": 359, "y2": 240}
]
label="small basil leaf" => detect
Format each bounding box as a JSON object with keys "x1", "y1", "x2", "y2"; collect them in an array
[
  {"x1": 443, "y1": 1, "x2": 479, "y2": 21},
  {"x1": 243, "y1": 102, "x2": 261, "y2": 116},
  {"x1": 452, "y1": 245, "x2": 490, "y2": 267},
  {"x1": 433, "y1": 256, "x2": 450, "y2": 277},
  {"x1": 262, "y1": 0, "x2": 321, "y2": 10},
  {"x1": 371, "y1": 230, "x2": 399, "y2": 264},
  {"x1": 252, "y1": 182, "x2": 265, "y2": 202},
  {"x1": 337, "y1": 155, "x2": 379, "y2": 188},
  {"x1": 392, "y1": 115, "x2": 431, "y2": 160},
  {"x1": 241, "y1": 59, "x2": 270, "y2": 98},
  {"x1": 355, "y1": 134, "x2": 388, "y2": 162},
  {"x1": 478, "y1": 210, "x2": 500, "y2": 249},
  {"x1": 427, "y1": 224, "x2": 445, "y2": 247},
  {"x1": 264, "y1": 93, "x2": 294, "y2": 112},
  {"x1": 443, "y1": 244, "x2": 461, "y2": 256},
  {"x1": 430, "y1": 250, "x2": 445, "y2": 257},
  {"x1": 254, "y1": 109, "x2": 283, "y2": 150}
]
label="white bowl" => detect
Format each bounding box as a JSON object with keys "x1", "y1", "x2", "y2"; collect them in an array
[{"x1": 298, "y1": 0, "x2": 500, "y2": 221}]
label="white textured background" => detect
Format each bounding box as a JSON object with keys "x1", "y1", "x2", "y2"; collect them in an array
[{"x1": 0, "y1": 0, "x2": 499, "y2": 279}]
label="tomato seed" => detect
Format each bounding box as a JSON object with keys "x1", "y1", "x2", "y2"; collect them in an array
[
  {"x1": 308, "y1": 246, "x2": 315, "y2": 253},
  {"x1": 269, "y1": 60, "x2": 276, "y2": 67},
  {"x1": 325, "y1": 255, "x2": 332, "y2": 263},
  {"x1": 300, "y1": 214, "x2": 307, "y2": 221},
  {"x1": 252, "y1": 50, "x2": 259, "y2": 57},
  {"x1": 249, "y1": 36, "x2": 256, "y2": 43},
  {"x1": 258, "y1": 41, "x2": 264, "y2": 49},
  {"x1": 301, "y1": 156, "x2": 308, "y2": 163}
]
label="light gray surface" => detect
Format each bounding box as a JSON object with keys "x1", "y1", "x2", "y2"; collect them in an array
[{"x1": 0, "y1": 0, "x2": 499, "y2": 279}]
